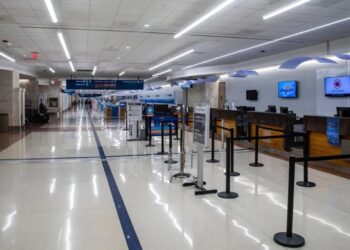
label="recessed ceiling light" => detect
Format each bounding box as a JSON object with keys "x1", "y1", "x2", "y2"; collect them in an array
[
  {"x1": 174, "y1": 0, "x2": 236, "y2": 39},
  {"x1": 263, "y1": 0, "x2": 311, "y2": 20},
  {"x1": 144, "y1": 24, "x2": 150, "y2": 28},
  {"x1": 152, "y1": 69, "x2": 172, "y2": 77},
  {"x1": 68, "y1": 61, "x2": 75, "y2": 72},
  {"x1": 117, "y1": 57, "x2": 121, "y2": 60},
  {"x1": 183, "y1": 16, "x2": 350, "y2": 69},
  {"x1": 92, "y1": 66, "x2": 97, "y2": 76},
  {"x1": 149, "y1": 49, "x2": 194, "y2": 71},
  {"x1": 0, "y1": 51, "x2": 15, "y2": 62},
  {"x1": 119, "y1": 71, "x2": 126, "y2": 76},
  {"x1": 57, "y1": 32, "x2": 71, "y2": 60},
  {"x1": 45, "y1": 0, "x2": 58, "y2": 23},
  {"x1": 126, "y1": 46, "x2": 131, "y2": 50},
  {"x1": 49, "y1": 67, "x2": 55, "y2": 73}
]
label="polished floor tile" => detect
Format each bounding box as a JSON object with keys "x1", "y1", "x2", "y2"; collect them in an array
[{"x1": 0, "y1": 109, "x2": 349, "y2": 250}]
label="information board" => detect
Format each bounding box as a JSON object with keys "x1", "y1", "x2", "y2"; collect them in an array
[
  {"x1": 66, "y1": 79, "x2": 144, "y2": 90},
  {"x1": 127, "y1": 102, "x2": 143, "y2": 122},
  {"x1": 193, "y1": 104, "x2": 210, "y2": 147},
  {"x1": 327, "y1": 117, "x2": 340, "y2": 146}
]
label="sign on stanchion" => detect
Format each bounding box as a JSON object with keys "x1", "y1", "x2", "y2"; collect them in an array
[
  {"x1": 126, "y1": 102, "x2": 143, "y2": 141},
  {"x1": 183, "y1": 104, "x2": 217, "y2": 195}
]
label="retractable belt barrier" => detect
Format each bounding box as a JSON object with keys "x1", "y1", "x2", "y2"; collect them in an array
[
  {"x1": 145, "y1": 117, "x2": 155, "y2": 147},
  {"x1": 274, "y1": 153, "x2": 350, "y2": 248},
  {"x1": 156, "y1": 121, "x2": 168, "y2": 155},
  {"x1": 164, "y1": 123, "x2": 178, "y2": 165}
]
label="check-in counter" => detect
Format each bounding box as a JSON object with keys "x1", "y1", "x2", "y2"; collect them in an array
[
  {"x1": 211, "y1": 109, "x2": 240, "y2": 137},
  {"x1": 304, "y1": 116, "x2": 350, "y2": 174},
  {"x1": 247, "y1": 112, "x2": 295, "y2": 151}
]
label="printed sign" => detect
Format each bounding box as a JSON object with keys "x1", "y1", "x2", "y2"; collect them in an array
[
  {"x1": 127, "y1": 102, "x2": 143, "y2": 122},
  {"x1": 193, "y1": 104, "x2": 210, "y2": 146},
  {"x1": 66, "y1": 79, "x2": 144, "y2": 90},
  {"x1": 326, "y1": 117, "x2": 340, "y2": 146}
]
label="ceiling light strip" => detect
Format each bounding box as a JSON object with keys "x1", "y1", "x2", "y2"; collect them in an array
[
  {"x1": 0, "y1": 52, "x2": 15, "y2": 62},
  {"x1": 174, "y1": 0, "x2": 235, "y2": 39},
  {"x1": 57, "y1": 32, "x2": 71, "y2": 60},
  {"x1": 68, "y1": 61, "x2": 75, "y2": 72},
  {"x1": 153, "y1": 69, "x2": 172, "y2": 77},
  {"x1": 119, "y1": 71, "x2": 125, "y2": 76},
  {"x1": 263, "y1": 0, "x2": 311, "y2": 20},
  {"x1": 49, "y1": 67, "x2": 55, "y2": 73},
  {"x1": 92, "y1": 66, "x2": 97, "y2": 76},
  {"x1": 149, "y1": 49, "x2": 194, "y2": 71},
  {"x1": 183, "y1": 16, "x2": 350, "y2": 69},
  {"x1": 45, "y1": 0, "x2": 58, "y2": 23}
]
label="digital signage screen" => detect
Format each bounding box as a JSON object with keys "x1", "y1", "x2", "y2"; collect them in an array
[
  {"x1": 278, "y1": 81, "x2": 297, "y2": 98},
  {"x1": 324, "y1": 76, "x2": 350, "y2": 97}
]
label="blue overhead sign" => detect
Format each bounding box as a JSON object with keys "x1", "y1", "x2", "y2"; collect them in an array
[{"x1": 66, "y1": 79, "x2": 144, "y2": 90}]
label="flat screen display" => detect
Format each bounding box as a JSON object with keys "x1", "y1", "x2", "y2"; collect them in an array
[
  {"x1": 324, "y1": 76, "x2": 350, "y2": 97},
  {"x1": 246, "y1": 90, "x2": 258, "y2": 100},
  {"x1": 278, "y1": 81, "x2": 297, "y2": 98}
]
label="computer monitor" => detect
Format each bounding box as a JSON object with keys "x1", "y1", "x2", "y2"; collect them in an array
[
  {"x1": 336, "y1": 107, "x2": 350, "y2": 117},
  {"x1": 280, "y1": 107, "x2": 289, "y2": 114},
  {"x1": 267, "y1": 105, "x2": 276, "y2": 113}
]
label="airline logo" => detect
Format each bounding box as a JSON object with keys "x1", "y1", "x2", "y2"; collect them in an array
[{"x1": 333, "y1": 79, "x2": 342, "y2": 89}]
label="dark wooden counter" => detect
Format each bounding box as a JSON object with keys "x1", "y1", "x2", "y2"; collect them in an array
[{"x1": 304, "y1": 115, "x2": 350, "y2": 136}]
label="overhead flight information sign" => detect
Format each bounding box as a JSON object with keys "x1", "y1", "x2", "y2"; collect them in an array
[{"x1": 66, "y1": 79, "x2": 144, "y2": 90}]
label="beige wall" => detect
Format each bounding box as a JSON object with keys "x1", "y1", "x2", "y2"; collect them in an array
[{"x1": 184, "y1": 80, "x2": 220, "y2": 108}]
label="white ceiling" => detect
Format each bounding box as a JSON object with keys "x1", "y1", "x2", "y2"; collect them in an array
[{"x1": 0, "y1": 0, "x2": 349, "y2": 78}]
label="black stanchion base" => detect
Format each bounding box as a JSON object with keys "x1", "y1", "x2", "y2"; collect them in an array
[
  {"x1": 170, "y1": 172, "x2": 191, "y2": 181},
  {"x1": 226, "y1": 171, "x2": 240, "y2": 177},
  {"x1": 123, "y1": 128, "x2": 129, "y2": 131},
  {"x1": 296, "y1": 181, "x2": 316, "y2": 188},
  {"x1": 164, "y1": 159, "x2": 178, "y2": 164},
  {"x1": 249, "y1": 162, "x2": 264, "y2": 167},
  {"x1": 146, "y1": 144, "x2": 155, "y2": 147},
  {"x1": 183, "y1": 181, "x2": 206, "y2": 187},
  {"x1": 274, "y1": 232, "x2": 305, "y2": 248},
  {"x1": 206, "y1": 159, "x2": 220, "y2": 163},
  {"x1": 156, "y1": 151, "x2": 168, "y2": 155},
  {"x1": 218, "y1": 191, "x2": 239, "y2": 199},
  {"x1": 195, "y1": 188, "x2": 217, "y2": 195}
]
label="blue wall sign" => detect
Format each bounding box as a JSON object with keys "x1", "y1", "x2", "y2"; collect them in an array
[
  {"x1": 326, "y1": 117, "x2": 340, "y2": 146},
  {"x1": 66, "y1": 79, "x2": 144, "y2": 90}
]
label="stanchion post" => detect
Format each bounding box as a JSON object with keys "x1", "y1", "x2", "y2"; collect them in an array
[
  {"x1": 297, "y1": 132, "x2": 316, "y2": 187},
  {"x1": 165, "y1": 123, "x2": 178, "y2": 164},
  {"x1": 146, "y1": 117, "x2": 155, "y2": 147},
  {"x1": 227, "y1": 128, "x2": 240, "y2": 176},
  {"x1": 218, "y1": 138, "x2": 239, "y2": 199},
  {"x1": 136, "y1": 120, "x2": 139, "y2": 139},
  {"x1": 157, "y1": 121, "x2": 168, "y2": 155},
  {"x1": 249, "y1": 125, "x2": 264, "y2": 167},
  {"x1": 175, "y1": 117, "x2": 180, "y2": 140},
  {"x1": 207, "y1": 119, "x2": 220, "y2": 163},
  {"x1": 274, "y1": 156, "x2": 305, "y2": 248}
]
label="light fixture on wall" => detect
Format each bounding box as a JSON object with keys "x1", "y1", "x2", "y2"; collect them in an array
[
  {"x1": 174, "y1": 0, "x2": 236, "y2": 39},
  {"x1": 183, "y1": 16, "x2": 350, "y2": 70},
  {"x1": 263, "y1": 0, "x2": 311, "y2": 20}
]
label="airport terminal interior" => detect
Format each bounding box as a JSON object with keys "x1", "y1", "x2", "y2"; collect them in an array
[{"x1": 2, "y1": 0, "x2": 350, "y2": 249}]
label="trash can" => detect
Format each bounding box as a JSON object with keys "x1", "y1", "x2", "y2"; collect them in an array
[{"x1": 0, "y1": 113, "x2": 9, "y2": 132}]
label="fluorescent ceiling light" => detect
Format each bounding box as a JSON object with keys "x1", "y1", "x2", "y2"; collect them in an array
[
  {"x1": 68, "y1": 61, "x2": 75, "y2": 72},
  {"x1": 144, "y1": 24, "x2": 150, "y2": 28},
  {"x1": 45, "y1": 0, "x2": 58, "y2": 23},
  {"x1": 149, "y1": 49, "x2": 194, "y2": 71},
  {"x1": 92, "y1": 66, "x2": 97, "y2": 76},
  {"x1": 49, "y1": 67, "x2": 55, "y2": 73},
  {"x1": 263, "y1": 0, "x2": 311, "y2": 20},
  {"x1": 119, "y1": 71, "x2": 125, "y2": 76},
  {"x1": 0, "y1": 52, "x2": 15, "y2": 62},
  {"x1": 174, "y1": 0, "x2": 235, "y2": 39},
  {"x1": 126, "y1": 46, "x2": 131, "y2": 50},
  {"x1": 183, "y1": 16, "x2": 350, "y2": 69},
  {"x1": 152, "y1": 69, "x2": 172, "y2": 77},
  {"x1": 57, "y1": 32, "x2": 71, "y2": 60}
]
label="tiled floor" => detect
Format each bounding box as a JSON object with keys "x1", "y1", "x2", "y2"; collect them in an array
[{"x1": 0, "y1": 108, "x2": 349, "y2": 250}]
